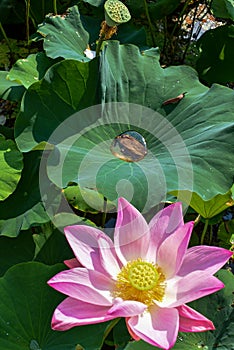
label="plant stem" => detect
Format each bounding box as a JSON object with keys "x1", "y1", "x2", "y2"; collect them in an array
[
  {"x1": 96, "y1": 35, "x2": 105, "y2": 56},
  {"x1": 209, "y1": 224, "x2": 213, "y2": 245},
  {"x1": 200, "y1": 219, "x2": 209, "y2": 245},
  {"x1": 100, "y1": 318, "x2": 121, "y2": 349},
  {"x1": 162, "y1": 16, "x2": 168, "y2": 59},
  {"x1": 25, "y1": 0, "x2": 30, "y2": 45},
  {"x1": 170, "y1": 0, "x2": 191, "y2": 39},
  {"x1": 181, "y1": 1, "x2": 199, "y2": 63},
  {"x1": 53, "y1": 0, "x2": 58, "y2": 15},
  {"x1": 101, "y1": 197, "x2": 107, "y2": 228},
  {"x1": 0, "y1": 22, "x2": 12, "y2": 52},
  {"x1": 143, "y1": 0, "x2": 157, "y2": 47},
  {"x1": 0, "y1": 22, "x2": 14, "y2": 65}
]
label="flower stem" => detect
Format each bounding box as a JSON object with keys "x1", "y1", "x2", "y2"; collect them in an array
[
  {"x1": 170, "y1": 0, "x2": 191, "y2": 39},
  {"x1": 53, "y1": 0, "x2": 58, "y2": 15},
  {"x1": 101, "y1": 197, "x2": 107, "y2": 228},
  {"x1": 200, "y1": 219, "x2": 209, "y2": 245},
  {"x1": 143, "y1": 0, "x2": 157, "y2": 47},
  {"x1": 96, "y1": 35, "x2": 105, "y2": 56},
  {"x1": 25, "y1": 0, "x2": 30, "y2": 45},
  {"x1": 0, "y1": 22, "x2": 12, "y2": 53},
  {"x1": 100, "y1": 318, "x2": 121, "y2": 349}
]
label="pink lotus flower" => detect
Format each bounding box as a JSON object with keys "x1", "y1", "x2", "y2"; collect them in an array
[{"x1": 48, "y1": 198, "x2": 232, "y2": 350}]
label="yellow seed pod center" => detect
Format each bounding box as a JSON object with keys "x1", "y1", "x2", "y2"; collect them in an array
[
  {"x1": 113, "y1": 258, "x2": 166, "y2": 307},
  {"x1": 128, "y1": 261, "x2": 159, "y2": 290}
]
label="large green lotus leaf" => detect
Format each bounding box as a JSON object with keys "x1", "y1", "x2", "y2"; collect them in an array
[
  {"x1": 15, "y1": 58, "x2": 99, "y2": 152},
  {"x1": 15, "y1": 41, "x2": 234, "y2": 212},
  {"x1": 0, "y1": 262, "x2": 109, "y2": 350},
  {"x1": 7, "y1": 52, "x2": 59, "y2": 89},
  {"x1": 0, "y1": 152, "x2": 58, "y2": 237},
  {"x1": 172, "y1": 190, "x2": 234, "y2": 218},
  {"x1": 37, "y1": 5, "x2": 90, "y2": 61},
  {"x1": 0, "y1": 71, "x2": 25, "y2": 101},
  {"x1": 211, "y1": 0, "x2": 234, "y2": 20},
  {"x1": 0, "y1": 135, "x2": 23, "y2": 201},
  {"x1": 44, "y1": 42, "x2": 234, "y2": 211},
  {"x1": 196, "y1": 25, "x2": 234, "y2": 84},
  {"x1": 0, "y1": 230, "x2": 35, "y2": 276},
  {"x1": 99, "y1": 42, "x2": 234, "y2": 201}
]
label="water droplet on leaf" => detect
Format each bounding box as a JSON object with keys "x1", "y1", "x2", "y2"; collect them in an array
[{"x1": 110, "y1": 130, "x2": 147, "y2": 162}]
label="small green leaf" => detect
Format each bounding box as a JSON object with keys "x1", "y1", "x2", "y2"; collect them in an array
[
  {"x1": 15, "y1": 58, "x2": 99, "y2": 152},
  {"x1": 172, "y1": 190, "x2": 234, "y2": 218},
  {"x1": 0, "y1": 135, "x2": 23, "y2": 201},
  {"x1": 7, "y1": 53, "x2": 59, "y2": 89},
  {"x1": 0, "y1": 71, "x2": 25, "y2": 101},
  {"x1": 64, "y1": 185, "x2": 116, "y2": 213},
  {"x1": 52, "y1": 212, "x2": 97, "y2": 230},
  {"x1": 37, "y1": 6, "x2": 90, "y2": 61},
  {"x1": 0, "y1": 152, "x2": 59, "y2": 237}
]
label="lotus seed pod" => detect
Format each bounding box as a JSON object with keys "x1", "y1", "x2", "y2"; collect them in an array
[{"x1": 104, "y1": 0, "x2": 131, "y2": 27}]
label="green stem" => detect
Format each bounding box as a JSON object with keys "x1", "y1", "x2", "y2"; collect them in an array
[
  {"x1": 0, "y1": 22, "x2": 12, "y2": 53},
  {"x1": 100, "y1": 318, "x2": 121, "y2": 349},
  {"x1": 162, "y1": 16, "x2": 168, "y2": 58},
  {"x1": 25, "y1": 0, "x2": 30, "y2": 45},
  {"x1": 170, "y1": 0, "x2": 191, "y2": 39},
  {"x1": 143, "y1": 0, "x2": 157, "y2": 47},
  {"x1": 209, "y1": 224, "x2": 213, "y2": 245},
  {"x1": 0, "y1": 21, "x2": 15, "y2": 65},
  {"x1": 53, "y1": 0, "x2": 58, "y2": 15},
  {"x1": 101, "y1": 197, "x2": 108, "y2": 228},
  {"x1": 96, "y1": 35, "x2": 105, "y2": 56},
  {"x1": 200, "y1": 219, "x2": 209, "y2": 245},
  {"x1": 181, "y1": 1, "x2": 199, "y2": 63}
]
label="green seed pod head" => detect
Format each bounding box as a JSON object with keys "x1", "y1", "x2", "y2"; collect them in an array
[{"x1": 104, "y1": 0, "x2": 131, "y2": 27}]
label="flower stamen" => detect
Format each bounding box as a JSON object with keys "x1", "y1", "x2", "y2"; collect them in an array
[{"x1": 113, "y1": 258, "x2": 166, "y2": 307}]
